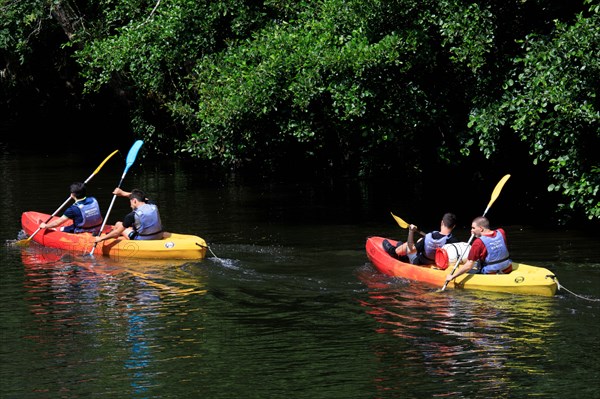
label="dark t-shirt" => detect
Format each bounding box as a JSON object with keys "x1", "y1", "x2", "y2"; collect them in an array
[
  {"x1": 63, "y1": 204, "x2": 83, "y2": 226},
  {"x1": 123, "y1": 211, "x2": 136, "y2": 229}
]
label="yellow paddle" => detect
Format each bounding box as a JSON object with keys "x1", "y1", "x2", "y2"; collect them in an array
[
  {"x1": 390, "y1": 212, "x2": 426, "y2": 236},
  {"x1": 16, "y1": 150, "x2": 120, "y2": 246},
  {"x1": 439, "y1": 174, "x2": 511, "y2": 292}
]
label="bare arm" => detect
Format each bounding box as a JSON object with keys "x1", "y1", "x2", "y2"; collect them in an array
[
  {"x1": 113, "y1": 188, "x2": 131, "y2": 197},
  {"x1": 95, "y1": 223, "x2": 126, "y2": 243},
  {"x1": 446, "y1": 259, "x2": 476, "y2": 282},
  {"x1": 407, "y1": 225, "x2": 418, "y2": 253},
  {"x1": 40, "y1": 215, "x2": 69, "y2": 229}
]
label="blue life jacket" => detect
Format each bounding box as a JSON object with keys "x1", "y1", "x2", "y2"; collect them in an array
[
  {"x1": 479, "y1": 231, "x2": 512, "y2": 273},
  {"x1": 133, "y1": 203, "x2": 163, "y2": 240},
  {"x1": 423, "y1": 231, "x2": 452, "y2": 261},
  {"x1": 73, "y1": 197, "x2": 103, "y2": 233}
]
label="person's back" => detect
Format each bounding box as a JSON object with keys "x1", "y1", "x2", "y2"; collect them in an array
[
  {"x1": 128, "y1": 189, "x2": 163, "y2": 240},
  {"x1": 383, "y1": 212, "x2": 458, "y2": 265},
  {"x1": 39, "y1": 182, "x2": 103, "y2": 234},
  {"x1": 409, "y1": 212, "x2": 458, "y2": 265},
  {"x1": 472, "y1": 217, "x2": 512, "y2": 274}
]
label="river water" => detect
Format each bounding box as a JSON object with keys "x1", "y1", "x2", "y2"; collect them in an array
[{"x1": 1, "y1": 143, "x2": 599, "y2": 398}]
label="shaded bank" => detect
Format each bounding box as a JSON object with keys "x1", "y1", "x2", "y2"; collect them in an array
[{"x1": 0, "y1": 114, "x2": 586, "y2": 230}]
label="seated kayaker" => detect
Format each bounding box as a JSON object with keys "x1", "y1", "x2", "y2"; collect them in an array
[
  {"x1": 383, "y1": 212, "x2": 459, "y2": 265},
  {"x1": 39, "y1": 182, "x2": 103, "y2": 234},
  {"x1": 94, "y1": 187, "x2": 164, "y2": 243},
  {"x1": 445, "y1": 216, "x2": 513, "y2": 283}
]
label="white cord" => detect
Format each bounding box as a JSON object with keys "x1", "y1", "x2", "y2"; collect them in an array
[{"x1": 553, "y1": 277, "x2": 600, "y2": 302}]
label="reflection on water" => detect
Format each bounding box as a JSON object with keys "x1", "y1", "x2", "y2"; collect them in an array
[
  {"x1": 2, "y1": 234, "x2": 598, "y2": 399},
  {"x1": 2, "y1": 147, "x2": 600, "y2": 398},
  {"x1": 356, "y1": 266, "x2": 562, "y2": 398},
  {"x1": 18, "y1": 245, "x2": 208, "y2": 397}
]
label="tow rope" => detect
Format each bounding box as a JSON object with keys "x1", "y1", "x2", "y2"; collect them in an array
[{"x1": 549, "y1": 275, "x2": 600, "y2": 302}]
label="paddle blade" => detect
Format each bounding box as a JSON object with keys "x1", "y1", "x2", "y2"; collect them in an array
[
  {"x1": 91, "y1": 149, "x2": 120, "y2": 177},
  {"x1": 390, "y1": 212, "x2": 409, "y2": 229},
  {"x1": 484, "y1": 174, "x2": 511, "y2": 215},
  {"x1": 124, "y1": 140, "x2": 144, "y2": 175},
  {"x1": 15, "y1": 236, "x2": 33, "y2": 246},
  {"x1": 88, "y1": 243, "x2": 98, "y2": 257}
]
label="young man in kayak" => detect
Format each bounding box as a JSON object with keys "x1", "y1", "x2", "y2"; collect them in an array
[
  {"x1": 94, "y1": 188, "x2": 164, "y2": 243},
  {"x1": 39, "y1": 182, "x2": 103, "y2": 234},
  {"x1": 382, "y1": 212, "x2": 458, "y2": 265},
  {"x1": 444, "y1": 216, "x2": 512, "y2": 283}
]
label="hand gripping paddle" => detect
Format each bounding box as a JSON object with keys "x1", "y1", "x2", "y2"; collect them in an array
[{"x1": 88, "y1": 140, "x2": 144, "y2": 256}]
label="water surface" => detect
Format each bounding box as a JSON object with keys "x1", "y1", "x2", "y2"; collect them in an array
[{"x1": 1, "y1": 145, "x2": 599, "y2": 398}]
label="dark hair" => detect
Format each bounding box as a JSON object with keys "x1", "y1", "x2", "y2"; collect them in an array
[
  {"x1": 69, "y1": 182, "x2": 86, "y2": 199},
  {"x1": 442, "y1": 212, "x2": 457, "y2": 228},
  {"x1": 128, "y1": 189, "x2": 148, "y2": 202},
  {"x1": 473, "y1": 216, "x2": 490, "y2": 229}
]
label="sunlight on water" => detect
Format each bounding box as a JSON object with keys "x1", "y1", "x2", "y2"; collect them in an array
[{"x1": 353, "y1": 265, "x2": 591, "y2": 398}]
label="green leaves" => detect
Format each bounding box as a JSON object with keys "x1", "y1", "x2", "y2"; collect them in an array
[
  {"x1": 436, "y1": 2, "x2": 494, "y2": 73},
  {"x1": 467, "y1": 3, "x2": 599, "y2": 220},
  {"x1": 2, "y1": 0, "x2": 598, "y2": 219}
]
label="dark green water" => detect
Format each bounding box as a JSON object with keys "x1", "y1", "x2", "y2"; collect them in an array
[{"x1": 1, "y1": 145, "x2": 599, "y2": 398}]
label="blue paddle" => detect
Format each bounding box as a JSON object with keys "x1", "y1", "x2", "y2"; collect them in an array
[{"x1": 88, "y1": 140, "x2": 144, "y2": 256}]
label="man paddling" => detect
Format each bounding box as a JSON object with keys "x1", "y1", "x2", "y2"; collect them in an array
[
  {"x1": 94, "y1": 188, "x2": 164, "y2": 243},
  {"x1": 39, "y1": 182, "x2": 103, "y2": 234},
  {"x1": 383, "y1": 212, "x2": 459, "y2": 265},
  {"x1": 444, "y1": 216, "x2": 512, "y2": 284}
]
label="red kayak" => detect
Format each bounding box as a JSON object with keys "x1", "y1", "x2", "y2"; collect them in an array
[{"x1": 365, "y1": 236, "x2": 558, "y2": 296}]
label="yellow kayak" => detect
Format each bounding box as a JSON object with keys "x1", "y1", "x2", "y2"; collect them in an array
[
  {"x1": 22, "y1": 211, "x2": 207, "y2": 260},
  {"x1": 366, "y1": 236, "x2": 558, "y2": 297}
]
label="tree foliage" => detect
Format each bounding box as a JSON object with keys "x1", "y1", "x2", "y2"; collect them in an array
[
  {"x1": 1, "y1": 0, "x2": 598, "y2": 220},
  {"x1": 468, "y1": 2, "x2": 600, "y2": 219}
]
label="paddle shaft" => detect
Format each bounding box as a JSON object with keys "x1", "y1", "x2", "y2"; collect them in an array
[
  {"x1": 89, "y1": 141, "x2": 143, "y2": 255},
  {"x1": 94, "y1": 175, "x2": 124, "y2": 241},
  {"x1": 440, "y1": 174, "x2": 511, "y2": 291},
  {"x1": 19, "y1": 150, "x2": 120, "y2": 244}
]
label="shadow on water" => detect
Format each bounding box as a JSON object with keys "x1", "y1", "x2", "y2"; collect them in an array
[{"x1": 355, "y1": 265, "x2": 599, "y2": 398}]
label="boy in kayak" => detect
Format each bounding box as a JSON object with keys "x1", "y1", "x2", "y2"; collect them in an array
[
  {"x1": 39, "y1": 182, "x2": 103, "y2": 234},
  {"x1": 382, "y1": 212, "x2": 458, "y2": 265},
  {"x1": 445, "y1": 216, "x2": 512, "y2": 283},
  {"x1": 94, "y1": 188, "x2": 164, "y2": 242}
]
